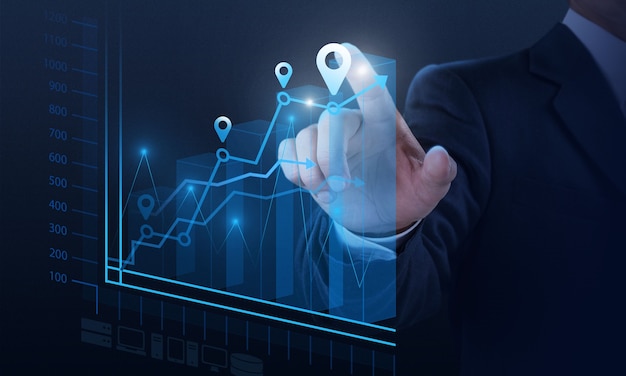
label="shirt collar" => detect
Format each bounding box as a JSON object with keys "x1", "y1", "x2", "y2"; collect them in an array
[{"x1": 563, "y1": 8, "x2": 626, "y2": 116}]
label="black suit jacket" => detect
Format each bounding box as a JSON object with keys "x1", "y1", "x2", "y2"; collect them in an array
[
  {"x1": 397, "y1": 23, "x2": 626, "y2": 374},
  {"x1": 296, "y1": 24, "x2": 626, "y2": 375}
]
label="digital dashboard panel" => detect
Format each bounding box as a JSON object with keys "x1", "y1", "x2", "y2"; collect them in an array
[
  {"x1": 1, "y1": 0, "x2": 566, "y2": 374},
  {"x1": 3, "y1": 0, "x2": 401, "y2": 374}
]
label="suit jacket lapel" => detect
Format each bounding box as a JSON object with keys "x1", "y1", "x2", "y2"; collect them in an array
[{"x1": 530, "y1": 24, "x2": 626, "y2": 196}]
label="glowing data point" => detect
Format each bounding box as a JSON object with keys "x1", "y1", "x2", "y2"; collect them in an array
[
  {"x1": 316, "y1": 43, "x2": 351, "y2": 95},
  {"x1": 214, "y1": 116, "x2": 232, "y2": 143},
  {"x1": 274, "y1": 62, "x2": 293, "y2": 88},
  {"x1": 137, "y1": 194, "x2": 155, "y2": 220}
]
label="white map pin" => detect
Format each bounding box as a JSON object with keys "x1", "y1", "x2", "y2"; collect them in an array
[
  {"x1": 274, "y1": 62, "x2": 293, "y2": 88},
  {"x1": 214, "y1": 116, "x2": 232, "y2": 143},
  {"x1": 316, "y1": 43, "x2": 352, "y2": 95}
]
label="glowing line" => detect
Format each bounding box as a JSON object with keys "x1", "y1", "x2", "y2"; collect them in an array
[
  {"x1": 289, "y1": 98, "x2": 328, "y2": 110},
  {"x1": 338, "y1": 76, "x2": 386, "y2": 108},
  {"x1": 175, "y1": 188, "x2": 194, "y2": 214},
  {"x1": 121, "y1": 153, "x2": 145, "y2": 216},
  {"x1": 144, "y1": 152, "x2": 160, "y2": 204},
  {"x1": 149, "y1": 160, "x2": 309, "y2": 216},
  {"x1": 253, "y1": 103, "x2": 284, "y2": 165},
  {"x1": 213, "y1": 222, "x2": 256, "y2": 265},
  {"x1": 183, "y1": 159, "x2": 222, "y2": 233},
  {"x1": 210, "y1": 158, "x2": 314, "y2": 188},
  {"x1": 317, "y1": 220, "x2": 334, "y2": 265},
  {"x1": 123, "y1": 188, "x2": 303, "y2": 266},
  {"x1": 128, "y1": 80, "x2": 381, "y2": 219},
  {"x1": 235, "y1": 222, "x2": 255, "y2": 265},
  {"x1": 124, "y1": 77, "x2": 383, "y2": 289},
  {"x1": 115, "y1": 269, "x2": 395, "y2": 334},
  {"x1": 109, "y1": 280, "x2": 395, "y2": 346},
  {"x1": 258, "y1": 120, "x2": 294, "y2": 258}
]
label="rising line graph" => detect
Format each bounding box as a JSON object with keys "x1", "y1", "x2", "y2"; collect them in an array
[
  {"x1": 106, "y1": 56, "x2": 398, "y2": 345},
  {"x1": 123, "y1": 77, "x2": 387, "y2": 271},
  {"x1": 102, "y1": 34, "x2": 401, "y2": 347}
]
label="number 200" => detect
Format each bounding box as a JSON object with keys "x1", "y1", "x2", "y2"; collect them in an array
[{"x1": 49, "y1": 248, "x2": 68, "y2": 260}]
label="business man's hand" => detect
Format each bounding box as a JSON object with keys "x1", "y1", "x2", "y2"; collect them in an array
[{"x1": 278, "y1": 43, "x2": 457, "y2": 235}]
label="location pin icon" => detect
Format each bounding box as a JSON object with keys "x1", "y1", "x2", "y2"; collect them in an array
[
  {"x1": 137, "y1": 194, "x2": 155, "y2": 220},
  {"x1": 214, "y1": 116, "x2": 232, "y2": 143},
  {"x1": 274, "y1": 62, "x2": 293, "y2": 88},
  {"x1": 316, "y1": 43, "x2": 352, "y2": 96}
]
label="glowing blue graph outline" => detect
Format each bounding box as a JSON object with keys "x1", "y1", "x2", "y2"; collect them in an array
[
  {"x1": 107, "y1": 73, "x2": 396, "y2": 346},
  {"x1": 126, "y1": 77, "x2": 385, "y2": 262}
]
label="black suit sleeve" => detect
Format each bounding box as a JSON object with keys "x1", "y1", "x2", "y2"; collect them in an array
[
  {"x1": 395, "y1": 64, "x2": 491, "y2": 328},
  {"x1": 292, "y1": 63, "x2": 491, "y2": 329}
]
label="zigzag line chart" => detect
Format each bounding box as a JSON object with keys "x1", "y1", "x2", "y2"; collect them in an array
[
  {"x1": 105, "y1": 46, "x2": 398, "y2": 346},
  {"x1": 126, "y1": 79, "x2": 383, "y2": 266}
]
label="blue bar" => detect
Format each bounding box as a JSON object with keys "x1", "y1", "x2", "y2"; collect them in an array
[
  {"x1": 226, "y1": 161, "x2": 244, "y2": 287},
  {"x1": 276, "y1": 179, "x2": 294, "y2": 298},
  {"x1": 175, "y1": 153, "x2": 218, "y2": 284},
  {"x1": 328, "y1": 105, "x2": 345, "y2": 311},
  {"x1": 329, "y1": 223, "x2": 343, "y2": 310}
]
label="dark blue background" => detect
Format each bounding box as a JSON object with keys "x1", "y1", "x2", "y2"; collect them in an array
[{"x1": 1, "y1": 0, "x2": 567, "y2": 373}]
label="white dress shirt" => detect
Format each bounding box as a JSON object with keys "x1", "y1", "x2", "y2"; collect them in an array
[{"x1": 333, "y1": 220, "x2": 418, "y2": 261}]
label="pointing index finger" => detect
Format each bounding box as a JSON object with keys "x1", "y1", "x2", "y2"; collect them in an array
[{"x1": 342, "y1": 43, "x2": 394, "y2": 113}]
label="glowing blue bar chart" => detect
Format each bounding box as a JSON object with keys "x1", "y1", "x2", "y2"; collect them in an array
[{"x1": 105, "y1": 47, "x2": 399, "y2": 346}]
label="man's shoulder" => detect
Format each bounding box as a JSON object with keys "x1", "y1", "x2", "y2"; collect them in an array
[
  {"x1": 410, "y1": 23, "x2": 583, "y2": 91},
  {"x1": 413, "y1": 48, "x2": 530, "y2": 92},
  {"x1": 405, "y1": 50, "x2": 531, "y2": 111}
]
